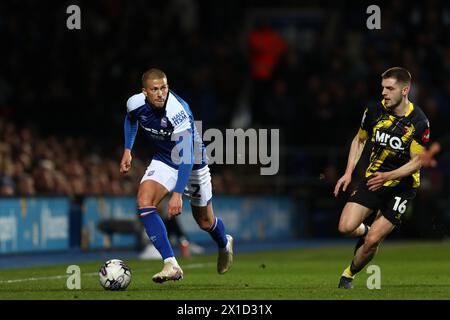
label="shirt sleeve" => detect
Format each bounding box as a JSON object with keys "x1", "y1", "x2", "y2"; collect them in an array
[
  {"x1": 172, "y1": 129, "x2": 194, "y2": 193},
  {"x1": 362, "y1": 105, "x2": 378, "y2": 130},
  {"x1": 358, "y1": 107, "x2": 372, "y2": 141},
  {"x1": 124, "y1": 94, "x2": 145, "y2": 150},
  {"x1": 124, "y1": 114, "x2": 138, "y2": 150},
  {"x1": 410, "y1": 120, "x2": 430, "y2": 155}
]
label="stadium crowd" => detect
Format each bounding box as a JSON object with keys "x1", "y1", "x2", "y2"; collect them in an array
[
  {"x1": 1, "y1": 0, "x2": 449, "y2": 200},
  {"x1": 0, "y1": 118, "x2": 246, "y2": 196},
  {"x1": 0, "y1": 118, "x2": 139, "y2": 196}
]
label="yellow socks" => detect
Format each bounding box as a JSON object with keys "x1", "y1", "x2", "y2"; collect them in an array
[{"x1": 342, "y1": 265, "x2": 355, "y2": 279}]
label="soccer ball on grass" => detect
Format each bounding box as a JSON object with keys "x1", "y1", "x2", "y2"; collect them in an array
[{"x1": 99, "y1": 259, "x2": 132, "y2": 290}]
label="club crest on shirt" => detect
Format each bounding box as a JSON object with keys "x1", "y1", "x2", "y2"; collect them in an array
[
  {"x1": 402, "y1": 125, "x2": 412, "y2": 136},
  {"x1": 421, "y1": 128, "x2": 430, "y2": 143},
  {"x1": 161, "y1": 117, "x2": 168, "y2": 128}
]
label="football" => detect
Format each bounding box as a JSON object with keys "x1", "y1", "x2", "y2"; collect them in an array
[{"x1": 99, "y1": 259, "x2": 132, "y2": 290}]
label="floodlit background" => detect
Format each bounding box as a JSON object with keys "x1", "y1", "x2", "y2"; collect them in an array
[{"x1": 0, "y1": 0, "x2": 449, "y2": 267}]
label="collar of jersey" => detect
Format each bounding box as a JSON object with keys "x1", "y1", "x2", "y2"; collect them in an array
[
  {"x1": 381, "y1": 99, "x2": 414, "y2": 117},
  {"x1": 145, "y1": 95, "x2": 168, "y2": 115}
]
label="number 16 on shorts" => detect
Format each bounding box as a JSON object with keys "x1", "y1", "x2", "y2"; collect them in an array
[
  {"x1": 393, "y1": 196, "x2": 408, "y2": 214},
  {"x1": 391, "y1": 196, "x2": 409, "y2": 222}
]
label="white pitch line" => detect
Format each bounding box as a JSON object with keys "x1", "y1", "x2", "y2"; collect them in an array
[
  {"x1": 182, "y1": 262, "x2": 213, "y2": 269},
  {"x1": 0, "y1": 262, "x2": 213, "y2": 284},
  {"x1": 0, "y1": 275, "x2": 70, "y2": 283}
]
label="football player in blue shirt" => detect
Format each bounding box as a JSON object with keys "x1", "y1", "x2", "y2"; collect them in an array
[{"x1": 120, "y1": 68, "x2": 233, "y2": 283}]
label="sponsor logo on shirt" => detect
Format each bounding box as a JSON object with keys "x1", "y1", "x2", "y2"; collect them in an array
[
  {"x1": 375, "y1": 130, "x2": 405, "y2": 150},
  {"x1": 171, "y1": 110, "x2": 187, "y2": 126},
  {"x1": 140, "y1": 125, "x2": 172, "y2": 137}
]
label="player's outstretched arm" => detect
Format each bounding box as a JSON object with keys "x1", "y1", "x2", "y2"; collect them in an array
[
  {"x1": 334, "y1": 132, "x2": 367, "y2": 197},
  {"x1": 421, "y1": 142, "x2": 440, "y2": 168},
  {"x1": 168, "y1": 192, "x2": 183, "y2": 219},
  {"x1": 367, "y1": 152, "x2": 422, "y2": 191},
  {"x1": 421, "y1": 133, "x2": 450, "y2": 168},
  {"x1": 120, "y1": 114, "x2": 138, "y2": 174},
  {"x1": 168, "y1": 129, "x2": 194, "y2": 218}
]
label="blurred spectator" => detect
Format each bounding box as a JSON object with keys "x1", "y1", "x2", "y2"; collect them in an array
[
  {"x1": 32, "y1": 160, "x2": 56, "y2": 194},
  {"x1": 248, "y1": 18, "x2": 287, "y2": 81},
  {"x1": 247, "y1": 17, "x2": 287, "y2": 125},
  {"x1": 0, "y1": 175, "x2": 15, "y2": 196},
  {"x1": 54, "y1": 171, "x2": 73, "y2": 195},
  {"x1": 16, "y1": 173, "x2": 36, "y2": 196}
]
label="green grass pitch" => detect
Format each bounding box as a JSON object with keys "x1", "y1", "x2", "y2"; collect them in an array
[{"x1": 1, "y1": 241, "x2": 450, "y2": 300}]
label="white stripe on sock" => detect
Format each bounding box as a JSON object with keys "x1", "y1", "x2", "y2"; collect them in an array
[
  {"x1": 139, "y1": 208, "x2": 157, "y2": 217},
  {"x1": 208, "y1": 217, "x2": 218, "y2": 232}
]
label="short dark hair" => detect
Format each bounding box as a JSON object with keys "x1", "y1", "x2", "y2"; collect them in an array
[
  {"x1": 142, "y1": 68, "x2": 167, "y2": 87},
  {"x1": 381, "y1": 67, "x2": 411, "y2": 85}
]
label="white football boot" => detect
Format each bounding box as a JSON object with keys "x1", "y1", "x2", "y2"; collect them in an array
[
  {"x1": 152, "y1": 262, "x2": 184, "y2": 283},
  {"x1": 217, "y1": 234, "x2": 234, "y2": 274}
]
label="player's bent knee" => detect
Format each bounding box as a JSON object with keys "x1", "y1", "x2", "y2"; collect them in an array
[
  {"x1": 136, "y1": 192, "x2": 159, "y2": 208},
  {"x1": 338, "y1": 223, "x2": 355, "y2": 236},
  {"x1": 136, "y1": 196, "x2": 157, "y2": 209}
]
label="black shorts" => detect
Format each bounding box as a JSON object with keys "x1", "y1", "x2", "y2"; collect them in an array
[{"x1": 348, "y1": 178, "x2": 417, "y2": 225}]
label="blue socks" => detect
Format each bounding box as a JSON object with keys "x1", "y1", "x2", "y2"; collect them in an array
[
  {"x1": 139, "y1": 207, "x2": 228, "y2": 254},
  {"x1": 138, "y1": 207, "x2": 174, "y2": 260},
  {"x1": 208, "y1": 217, "x2": 228, "y2": 248}
]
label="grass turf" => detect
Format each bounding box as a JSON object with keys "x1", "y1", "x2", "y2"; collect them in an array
[{"x1": 1, "y1": 241, "x2": 449, "y2": 300}]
